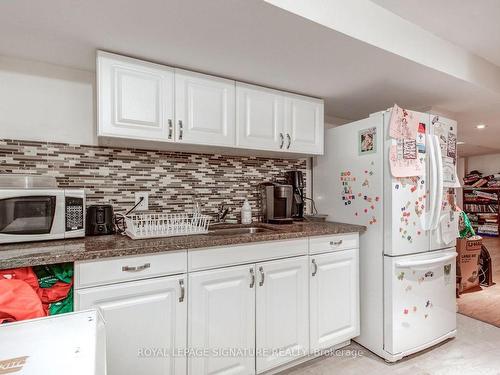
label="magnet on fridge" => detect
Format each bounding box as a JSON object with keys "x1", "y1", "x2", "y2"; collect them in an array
[
  {"x1": 403, "y1": 309, "x2": 409, "y2": 315},
  {"x1": 397, "y1": 272, "x2": 405, "y2": 280},
  {"x1": 413, "y1": 306, "x2": 417, "y2": 312},
  {"x1": 375, "y1": 196, "x2": 380, "y2": 201},
  {"x1": 395, "y1": 184, "x2": 399, "y2": 189},
  {"x1": 425, "y1": 314, "x2": 428, "y2": 319}
]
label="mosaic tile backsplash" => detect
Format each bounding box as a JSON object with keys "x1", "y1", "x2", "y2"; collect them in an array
[{"x1": 0, "y1": 139, "x2": 307, "y2": 221}]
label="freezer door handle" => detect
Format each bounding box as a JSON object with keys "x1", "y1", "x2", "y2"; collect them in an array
[{"x1": 395, "y1": 252, "x2": 457, "y2": 269}]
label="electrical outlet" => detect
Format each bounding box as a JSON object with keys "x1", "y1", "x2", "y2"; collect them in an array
[{"x1": 135, "y1": 192, "x2": 149, "y2": 211}]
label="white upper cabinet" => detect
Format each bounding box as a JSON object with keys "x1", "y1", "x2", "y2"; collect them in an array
[
  {"x1": 236, "y1": 83, "x2": 285, "y2": 151},
  {"x1": 284, "y1": 94, "x2": 324, "y2": 155},
  {"x1": 175, "y1": 69, "x2": 235, "y2": 147},
  {"x1": 236, "y1": 83, "x2": 324, "y2": 154},
  {"x1": 97, "y1": 51, "x2": 175, "y2": 142},
  {"x1": 97, "y1": 51, "x2": 324, "y2": 155}
]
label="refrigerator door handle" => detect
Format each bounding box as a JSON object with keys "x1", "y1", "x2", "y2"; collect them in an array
[
  {"x1": 421, "y1": 134, "x2": 437, "y2": 230},
  {"x1": 395, "y1": 252, "x2": 457, "y2": 269},
  {"x1": 431, "y1": 135, "x2": 444, "y2": 230}
]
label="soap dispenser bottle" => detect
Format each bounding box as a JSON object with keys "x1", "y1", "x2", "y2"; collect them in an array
[{"x1": 241, "y1": 199, "x2": 252, "y2": 224}]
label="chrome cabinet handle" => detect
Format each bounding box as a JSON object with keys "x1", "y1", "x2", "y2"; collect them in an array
[
  {"x1": 312, "y1": 259, "x2": 318, "y2": 277},
  {"x1": 179, "y1": 279, "x2": 185, "y2": 303},
  {"x1": 279, "y1": 133, "x2": 284, "y2": 149},
  {"x1": 178, "y1": 120, "x2": 183, "y2": 140},
  {"x1": 330, "y1": 240, "x2": 343, "y2": 246},
  {"x1": 259, "y1": 266, "x2": 265, "y2": 287},
  {"x1": 286, "y1": 133, "x2": 291, "y2": 149},
  {"x1": 122, "y1": 263, "x2": 150, "y2": 272},
  {"x1": 168, "y1": 119, "x2": 173, "y2": 139},
  {"x1": 249, "y1": 268, "x2": 255, "y2": 288}
]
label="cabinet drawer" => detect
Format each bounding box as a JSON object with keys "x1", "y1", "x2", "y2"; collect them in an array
[
  {"x1": 188, "y1": 238, "x2": 308, "y2": 271},
  {"x1": 309, "y1": 233, "x2": 359, "y2": 255},
  {"x1": 75, "y1": 250, "x2": 187, "y2": 289}
]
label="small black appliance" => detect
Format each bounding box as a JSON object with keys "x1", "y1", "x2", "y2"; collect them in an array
[
  {"x1": 285, "y1": 171, "x2": 305, "y2": 220},
  {"x1": 86, "y1": 204, "x2": 115, "y2": 235}
]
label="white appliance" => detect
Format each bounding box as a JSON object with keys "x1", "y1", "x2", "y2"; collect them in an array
[
  {"x1": 313, "y1": 109, "x2": 459, "y2": 361},
  {"x1": 0, "y1": 310, "x2": 106, "y2": 375},
  {"x1": 0, "y1": 175, "x2": 85, "y2": 244}
]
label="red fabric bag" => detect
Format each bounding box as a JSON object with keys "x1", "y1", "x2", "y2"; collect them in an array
[{"x1": 0, "y1": 279, "x2": 45, "y2": 323}]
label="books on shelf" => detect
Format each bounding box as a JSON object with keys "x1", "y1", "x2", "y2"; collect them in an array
[
  {"x1": 462, "y1": 179, "x2": 499, "y2": 236},
  {"x1": 478, "y1": 223, "x2": 499, "y2": 236},
  {"x1": 474, "y1": 190, "x2": 498, "y2": 200},
  {"x1": 464, "y1": 203, "x2": 498, "y2": 213}
]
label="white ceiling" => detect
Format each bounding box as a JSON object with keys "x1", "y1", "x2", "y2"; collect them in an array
[
  {"x1": 0, "y1": 0, "x2": 499, "y2": 156},
  {"x1": 371, "y1": 0, "x2": 500, "y2": 67}
]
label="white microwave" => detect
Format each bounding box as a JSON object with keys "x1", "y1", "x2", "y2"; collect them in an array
[{"x1": 0, "y1": 188, "x2": 85, "y2": 244}]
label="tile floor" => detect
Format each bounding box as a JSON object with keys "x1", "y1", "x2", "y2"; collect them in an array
[{"x1": 285, "y1": 314, "x2": 500, "y2": 374}]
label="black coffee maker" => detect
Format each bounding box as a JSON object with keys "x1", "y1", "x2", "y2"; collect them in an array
[{"x1": 285, "y1": 171, "x2": 305, "y2": 220}]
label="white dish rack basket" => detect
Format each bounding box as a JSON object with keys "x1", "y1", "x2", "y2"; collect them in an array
[{"x1": 124, "y1": 212, "x2": 211, "y2": 239}]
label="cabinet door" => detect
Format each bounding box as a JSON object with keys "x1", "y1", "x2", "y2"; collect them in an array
[
  {"x1": 75, "y1": 275, "x2": 186, "y2": 375},
  {"x1": 236, "y1": 83, "x2": 285, "y2": 151},
  {"x1": 284, "y1": 94, "x2": 324, "y2": 154},
  {"x1": 256, "y1": 256, "x2": 309, "y2": 373},
  {"x1": 175, "y1": 69, "x2": 235, "y2": 147},
  {"x1": 310, "y1": 249, "x2": 359, "y2": 351},
  {"x1": 97, "y1": 51, "x2": 175, "y2": 142},
  {"x1": 188, "y1": 265, "x2": 255, "y2": 375}
]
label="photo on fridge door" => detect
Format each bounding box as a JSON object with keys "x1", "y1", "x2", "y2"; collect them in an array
[{"x1": 358, "y1": 127, "x2": 376, "y2": 155}]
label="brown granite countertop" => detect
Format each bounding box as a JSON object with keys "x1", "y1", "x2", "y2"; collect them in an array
[{"x1": 0, "y1": 221, "x2": 365, "y2": 269}]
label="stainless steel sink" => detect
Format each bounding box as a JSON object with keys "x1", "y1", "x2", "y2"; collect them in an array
[{"x1": 207, "y1": 226, "x2": 275, "y2": 236}]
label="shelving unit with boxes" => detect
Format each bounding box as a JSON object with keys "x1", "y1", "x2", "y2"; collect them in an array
[{"x1": 463, "y1": 187, "x2": 500, "y2": 237}]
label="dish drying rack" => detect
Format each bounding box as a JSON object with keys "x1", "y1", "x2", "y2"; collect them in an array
[{"x1": 124, "y1": 212, "x2": 211, "y2": 240}]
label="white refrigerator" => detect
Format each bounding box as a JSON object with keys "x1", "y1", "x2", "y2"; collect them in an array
[{"x1": 313, "y1": 109, "x2": 459, "y2": 361}]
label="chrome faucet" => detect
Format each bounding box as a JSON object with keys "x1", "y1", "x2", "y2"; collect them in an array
[{"x1": 215, "y1": 203, "x2": 230, "y2": 223}]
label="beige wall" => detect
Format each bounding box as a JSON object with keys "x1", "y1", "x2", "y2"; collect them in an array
[
  {"x1": 0, "y1": 56, "x2": 96, "y2": 145},
  {"x1": 465, "y1": 153, "x2": 500, "y2": 175}
]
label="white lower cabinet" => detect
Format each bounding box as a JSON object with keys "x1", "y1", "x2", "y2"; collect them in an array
[
  {"x1": 188, "y1": 265, "x2": 256, "y2": 375},
  {"x1": 309, "y1": 249, "x2": 359, "y2": 352},
  {"x1": 256, "y1": 256, "x2": 309, "y2": 373},
  {"x1": 74, "y1": 235, "x2": 359, "y2": 375},
  {"x1": 75, "y1": 275, "x2": 187, "y2": 375}
]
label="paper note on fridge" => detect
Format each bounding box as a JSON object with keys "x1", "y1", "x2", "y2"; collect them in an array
[
  {"x1": 389, "y1": 145, "x2": 424, "y2": 177},
  {"x1": 389, "y1": 104, "x2": 419, "y2": 140}
]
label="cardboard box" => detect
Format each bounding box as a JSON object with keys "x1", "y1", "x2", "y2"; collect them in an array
[{"x1": 456, "y1": 237, "x2": 482, "y2": 293}]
